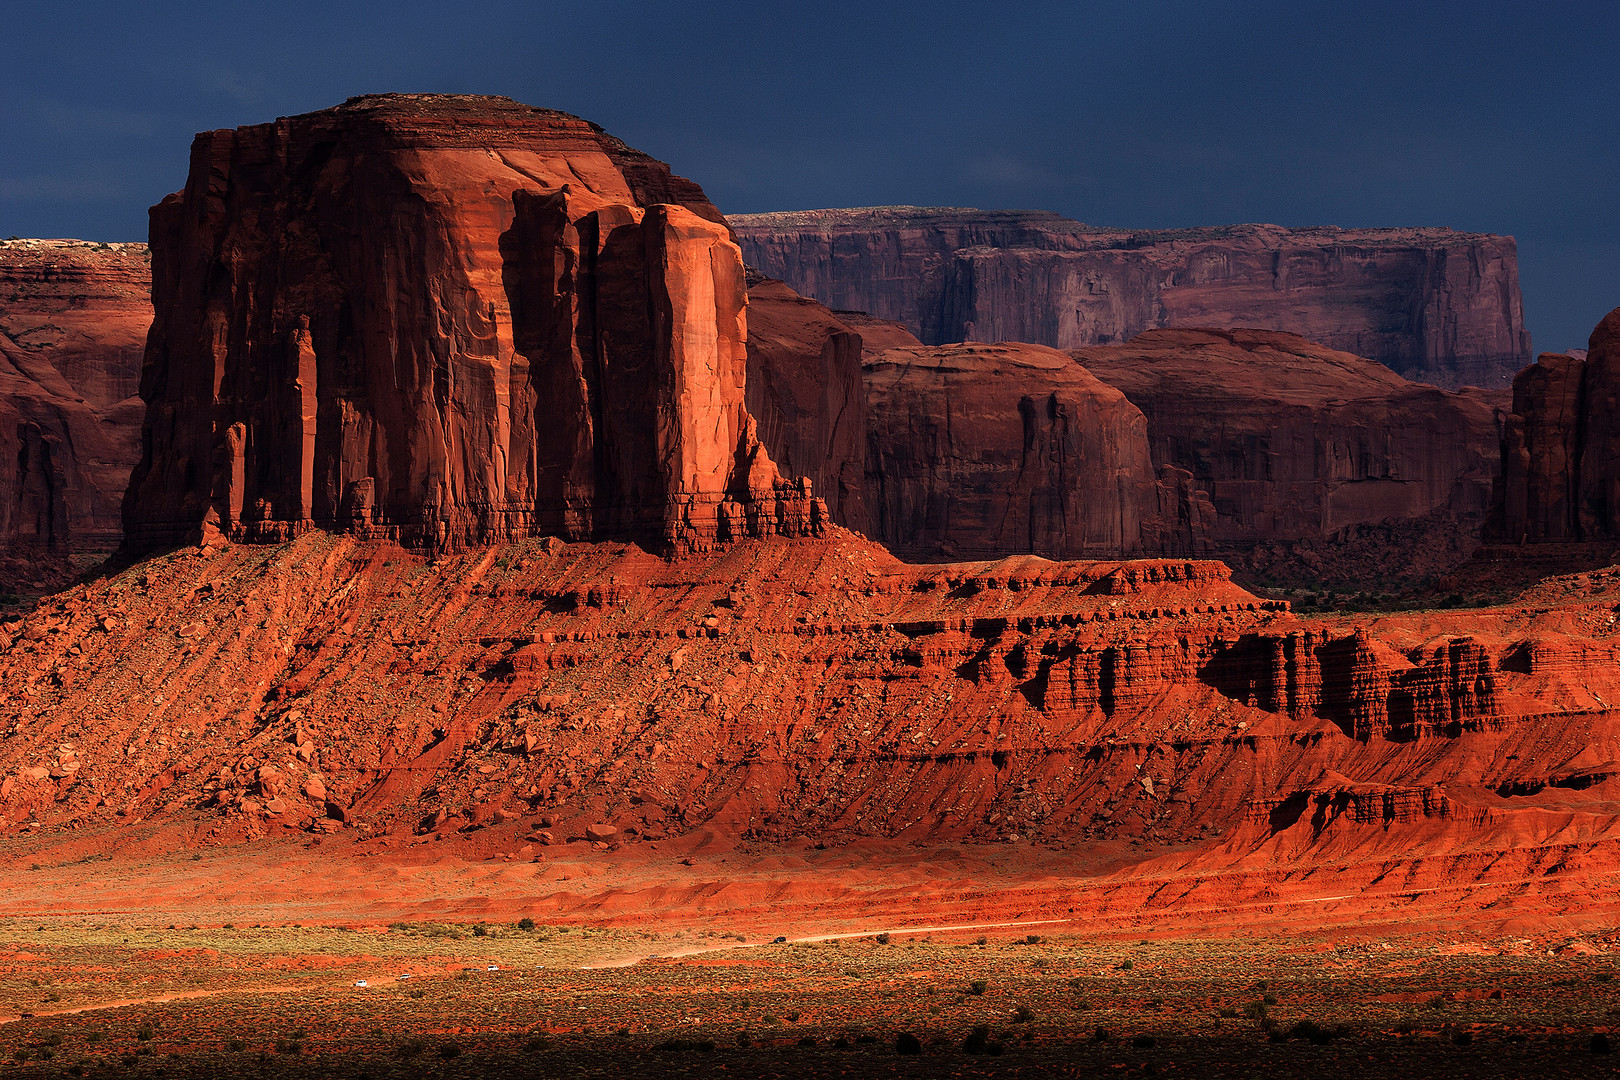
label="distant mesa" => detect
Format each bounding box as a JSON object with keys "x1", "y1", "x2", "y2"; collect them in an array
[
  {"x1": 123, "y1": 94, "x2": 824, "y2": 556},
  {"x1": 732, "y1": 206, "x2": 1532, "y2": 390}
]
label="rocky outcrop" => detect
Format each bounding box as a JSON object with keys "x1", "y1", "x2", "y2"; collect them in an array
[
  {"x1": 0, "y1": 240, "x2": 151, "y2": 589},
  {"x1": 125, "y1": 94, "x2": 822, "y2": 556},
  {"x1": 1072, "y1": 329, "x2": 1500, "y2": 564},
  {"x1": 1493, "y1": 351, "x2": 1586, "y2": 541},
  {"x1": 742, "y1": 276, "x2": 869, "y2": 533},
  {"x1": 862, "y1": 341, "x2": 1211, "y2": 558},
  {"x1": 1492, "y1": 307, "x2": 1620, "y2": 543},
  {"x1": 732, "y1": 207, "x2": 1532, "y2": 389}
]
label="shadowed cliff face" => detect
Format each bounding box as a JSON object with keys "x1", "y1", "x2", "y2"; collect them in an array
[
  {"x1": 732, "y1": 208, "x2": 1532, "y2": 390},
  {"x1": 0, "y1": 240, "x2": 151, "y2": 591},
  {"x1": 861, "y1": 341, "x2": 1211, "y2": 560},
  {"x1": 1073, "y1": 328, "x2": 1501, "y2": 553},
  {"x1": 125, "y1": 94, "x2": 822, "y2": 556},
  {"x1": 1492, "y1": 306, "x2": 1620, "y2": 543}
]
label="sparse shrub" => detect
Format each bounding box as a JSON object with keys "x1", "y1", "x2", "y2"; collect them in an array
[
  {"x1": 736, "y1": 1033, "x2": 752, "y2": 1048},
  {"x1": 523, "y1": 1036, "x2": 553, "y2": 1052},
  {"x1": 1093, "y1": 1027, "x2": 1113, "y2": 1042},
  {"x1": 895, "y1": 1031, "x2": 922, "y2": 1055},
  {"x1": 1428, "y1": 996, "x2": 1447, "y2": 1010},
  {"x1": 43, "y1": 1033, "x2": 62, "y2": 1047},
  {"x1": 855, "y1": 1034, "x2": 877, "y2": 1044},
  {"x1": 1025, "y1": 934, "x2": 1042, "y2": 945},
  {"x1": 1262, "y1": 993, "x2": 1278, "y2": 1006},
  {"x1": 1132, "y1": 1034, "x2": 1156, "y2": 1048},
  {"x1": 438, "y1": 1041, "x2": 461, "y2": 1059},
  {"x1": 1013, "y1": 1006, "x2": 1034, "y2": 1023},
  {"x1": 797, "y1": 1036, "x2": 815, "y2": 1047},
  {"x1": 472, "y1": 923, "x2": 488, "y2": 937},
  {"x1": 274, "y1": 1039, "x2": 302, "y2": 1055},
  {"x1": 518, "y1": 918, "x2": 536, "y2": 931},
  {"x1": 85, "y1": 1032, "x2": 102, "y2": 1044},
  {"x1": 1217, "y1": 1006, "x2": 1239, "y2": 1018},
  {"x1": 875, "y1": 932, "x2": 891, "y2": 945},
  {"x1": 1451, "y1": 1029, "x2": 1473, "y2": 1046},
  {"x1": 396, "y1": 1038, "x2": 426, "y2": 1058},
  {"x1": 409, "y1": 988, "x2": 425, "y2": 999},
  {"x1": 1119, "y1": 959, "x2": 1133, "y2": 970},
  {"x1": 1593, "y1": 1033, "x2": 1613, "y2": 1054},
  {"x1": 762, "y1": 1015, "x2": 779, "y2": 1026},
  {"x1": 136, "y1": 1025, "x2": 153, "y2": 1041},
  {"x1": 227, "y1": 1039, "x2": 246, "y2": 1052}
]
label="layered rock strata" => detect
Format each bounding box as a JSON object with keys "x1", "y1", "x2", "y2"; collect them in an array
[
  {"x1": 3, "y1": 530, "x2": 1620, "y2": 865},
  {"x1": 125, "y1": 94, "x2": 822, "y2": 555},
  {"x1": 1492, "y1": 306, "x2": 1620, "y2": 543},
  {"x1": 733, "y1": 207, "x2": 1532, "y2": 389},
  {"x1": 862, "y1": 341, "x2": 1213, "y2": 558},
  {"x1": 0, "y1": 240, "x2": 151, "y2": 587}
]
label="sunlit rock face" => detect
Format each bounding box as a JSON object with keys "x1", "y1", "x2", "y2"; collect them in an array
[{"x1": 126, "y1": 94, "x2": 822, "y2": 556}]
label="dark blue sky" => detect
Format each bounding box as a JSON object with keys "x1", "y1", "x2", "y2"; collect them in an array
[{"x1": 5, "y1": 1, "x2": 1614, "y2": 351}]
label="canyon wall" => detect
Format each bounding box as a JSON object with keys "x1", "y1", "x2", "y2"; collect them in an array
[
  {"x1": 0, "y1": 240, "x2": 150, "y2": 589},
  {"x1": 733, "y1": 208, "x2": 1532, "y2": 390},
  {"x1": 1073, "y1": 329, "x2": 1500, "y2": 557},
  {"x1": 742, "y1": 275, "x2": 869, "y2": 533},
  {"x1": 863, "y1": 341, "x2": 1211, "y2": 559},
  {"x1": 1493, "y1": 305, "x2": 1620, "y2": 543},
  {"x1": 125, "y1": 94, "x2": 822, "y2": 556}
]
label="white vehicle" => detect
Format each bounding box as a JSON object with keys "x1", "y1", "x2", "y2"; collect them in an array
[
  {"x1": 354, "y1": 980, "x2": 368, "y2": 987},
  {"x1": 487, "y1": 964, "x2": 499, "y2": 972},
  {"x1": 396, "y1": 974, "x2": 412, "y2": 981}
]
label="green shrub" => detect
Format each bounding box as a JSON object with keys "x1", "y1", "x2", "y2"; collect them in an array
[
  {"x1": 518, "y1": 917, "x2": 536, "y2": 931},
  {"x1": 969, "y1": 980, "x2": 988, "y2": 996}
]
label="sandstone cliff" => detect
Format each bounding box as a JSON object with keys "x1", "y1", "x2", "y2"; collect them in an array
[
  {"x1": 1073, "y1": 329, "x2": 1501, "y2": 569},
  {"x1": 0, "y1": 240, "x2": 151, "y2": 590},
  {"x1": 1493, "y1": 306, "x2": 1620, "y2": 543},
  {"x1": 863, "y1": 341, "x2": 1211, "y2": 559},
  {"x1": 742, "y1": 276, "x2": 869, "y2": 533},
  {"x1": 733, "y1": 207, "x2": 1532, "y2": 389},
  {"x1": 125, "y1": 94, "x2": 821, "y2": 556}
]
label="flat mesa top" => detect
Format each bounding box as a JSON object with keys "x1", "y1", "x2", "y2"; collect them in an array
[
  {"x1": 729, "y1": 207, "x2": 1497, "y2": 246},
  {"x1": 220, "y1": 93, "x2": 651, "y2": 157}
]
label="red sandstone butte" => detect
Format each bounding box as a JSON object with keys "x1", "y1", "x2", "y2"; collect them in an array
[
  {"x1": 0, "y1": 240, "x2": 151, "y2": 589},
  {"x1": 862, "y1": 341, "x2": 1210, "y2": 558},
  {"x1": 742, "y1": 274, "x2": 869, "y2": 533},
  {"x1": 1493, "y1": 305, "x2": 1620, "y2": 543},
  {"x1": 733, "y1": 207, "x2": 1531, "y2": 390},
  {"x1": 124, "y1": 94, "x2": 822, "y2": 556},
  {"x1": 1073, "y1": 329, "x2": 1500, "y2": 555}
]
